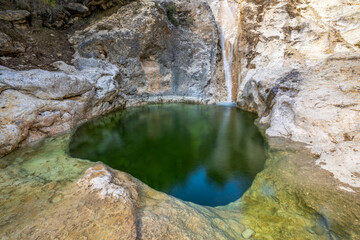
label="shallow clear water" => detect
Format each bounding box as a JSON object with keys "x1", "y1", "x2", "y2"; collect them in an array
[{"x1": 69, "y1": 104, "x2": 266, "y2": 206}]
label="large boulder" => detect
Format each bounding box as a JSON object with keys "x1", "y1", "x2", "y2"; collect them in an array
[
  {"x1": 0, "y1": 69, "x2": 92, "y2": 100},
  {"x1": 0, "y1": 10, "x2": 30, "y2": 28},
  {"x1": 70, "y1": 0, "x2": 223, "y2": 100},
  {"x1": 0, "y1": 32, "x2": 25, "y2": 55},
  {"x1": 0, "y1": 10, "x2": 30, "y2": 22},
  {"x1": 64, "y1": 3, "x2": 89, "y2": 15}
]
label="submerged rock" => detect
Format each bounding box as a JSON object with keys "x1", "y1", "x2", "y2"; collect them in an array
[{"x1": 241, "y1": 228, "x2": 255, "y2": 239}]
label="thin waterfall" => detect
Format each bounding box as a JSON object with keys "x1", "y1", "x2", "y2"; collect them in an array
[
  {"x1": 219, "y1": 0, "x2": 236, "y2": 103},
  {"x1": 221, "y1": 30, "x2": 234, "y2": 102}
]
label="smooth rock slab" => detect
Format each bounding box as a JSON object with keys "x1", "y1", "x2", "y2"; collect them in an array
[
  {"x1": 241, "y1": 228, "x2": 255, "y2": 239},
  {"x1": 0, "y1": 68, "x2": 92, "y2": 100}
]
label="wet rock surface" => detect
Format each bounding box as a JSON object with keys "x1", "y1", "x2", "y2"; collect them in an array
[{"x1": 2, "y1": 134, "x2": 356, "y2": 239}]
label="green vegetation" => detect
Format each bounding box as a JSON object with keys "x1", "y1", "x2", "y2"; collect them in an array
[
  {"x1": 42, "y1": 0, "x2": 56, "y2": 7},
  {"x1": 154, "y1": 1, "x2": 161, "y2": 10},
  {"x1": 185, "y1": 15, "x2": 194, "y2": 26},
  {"x1": 132, "y1": 0, "x2": 141, "y2": 14},
  {"x1": 166, "y1": 3, "x2": 179, "y2": 26}
]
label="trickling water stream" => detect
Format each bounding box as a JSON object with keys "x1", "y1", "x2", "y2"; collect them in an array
[
  {"x1": 219, "y1": 0, "x2": 238, "y2": 102},
  {"x1": 69, "y1": 104, "x2": 266, "y2": 206},
  {"x1": 221, "y1": 28, "x2": 234, "y2": 102}
]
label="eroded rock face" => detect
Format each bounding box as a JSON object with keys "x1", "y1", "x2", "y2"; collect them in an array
[
  {"x1": 70, "y1": 0, "x2": 221, "y2": 99},
  {"x1": 234, "y1": 0, "x2": 360, "y2": 188},
  {"x1": 0, "y1": 59, "x2": 124, "y2": 157},
  {"x1": 0, "y1": 32, "x2": 25, "y2": 55}
]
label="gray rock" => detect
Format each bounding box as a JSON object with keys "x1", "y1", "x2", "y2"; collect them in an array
[
  {"x1": 0, "y1": 32, "x2": 25, "y2": 55},
  {"x1": 0, "y1": 69, "x2": 92, "y2": 100},
  {"x1": 64, "y1": 3, "x2": 89, "y2": 15},
  {"x1": 70, "y1": 0, "x2": 221, "y2": 100},
  {"x1": 242, "y1": 228, "x2": 255, "y2": 239},
  {"x1": 0, "y1": 10, "x2": 30, "y2": 22}
]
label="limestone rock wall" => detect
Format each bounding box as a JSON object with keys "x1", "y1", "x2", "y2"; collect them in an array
[{"x1": 234, "y1": 0, "x2": 360, "y2": 189}]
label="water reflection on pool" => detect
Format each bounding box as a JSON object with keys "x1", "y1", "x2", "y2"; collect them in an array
[{"x1": 69, "y1": 104, "x2": 266, "y2": 206}]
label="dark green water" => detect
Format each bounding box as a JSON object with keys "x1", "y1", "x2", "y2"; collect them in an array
[{"x1": 69, "y1": 104, "x2": 266, "y2": 206}]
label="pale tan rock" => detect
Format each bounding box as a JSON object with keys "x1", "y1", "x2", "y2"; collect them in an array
[
  {"x1": 70, "y1": 0, "x2": 223, "y2": 101},
  {"x1": 0, "y1": 32, "x2": 25, "y2": 55},
  {"x1": 233, "y1": 0, "x2": 360, "y2": 190},
  {"x1": 0, "y1": 10, "x2": 30, "y2": 21}
]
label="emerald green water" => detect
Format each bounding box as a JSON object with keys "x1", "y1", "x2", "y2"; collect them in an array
[{"x1": 69, "y1": 104, "x2": 266, "y2": 206}]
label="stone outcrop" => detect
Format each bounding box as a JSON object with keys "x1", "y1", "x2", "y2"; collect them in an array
[
  {"x1": 0, "y1": 10, "x2": 30, "y2": 22},
  {"x1": 63, "y1": 3, "x2": 90, "y2": 15},
  {"x1": 233, "y1": 0, "x2": 360, "y2": 189},
  {"x1": 0, "y1": 10, "x2": 30, "y2": 28},
  {"x1": 70, "y1": 0, "x2": 222, "y2": 100},
  {"x1": 0, "y1": 32, "x2": 25, "y2": 55},
  {"x1": 0, "y1": 59, "x2": 123, "y2": 157}
]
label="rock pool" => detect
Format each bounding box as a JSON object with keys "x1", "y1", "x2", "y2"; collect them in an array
[{"x1": 69, "y1": 104, "x2": 266, "y2": 206}]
